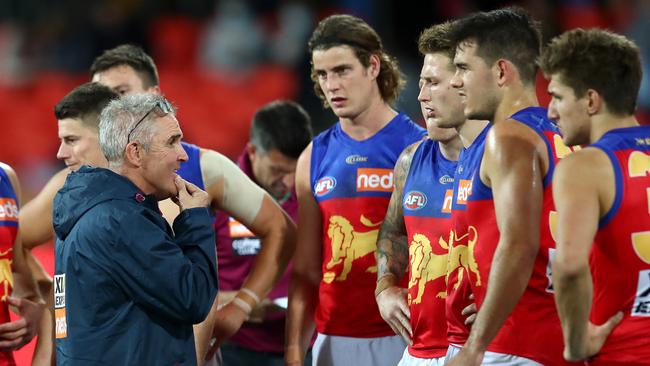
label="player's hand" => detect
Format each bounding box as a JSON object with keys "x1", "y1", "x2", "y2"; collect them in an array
[
  {"x1": 463, "y1": 294, "x2": 477, "y2": 327},
  {"x1": 376, "y1": 286, "x2": 412, "y2": 345},
  {"x1": 173, "y1": 175, "x2": 209, "y2": 211},
  {"x1": 248, "y1": 298, "x2": 283, "y2": 323},
  {"x1": 0, "y1": 296, "x2": 45, "y2": 351},
  {"x1": 203, "y1": 301, "x2": 248, "y2": 361},
  {"x1": 445, "y1": 347, "x2": 484, "y2": 366},
  {"x1": 565, "y1": 311, "x2": 623, "y2": 361}
]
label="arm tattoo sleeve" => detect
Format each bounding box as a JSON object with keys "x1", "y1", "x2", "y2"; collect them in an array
[{"x1": 376, "y1": 143, "x2": 418, "y2": 281}]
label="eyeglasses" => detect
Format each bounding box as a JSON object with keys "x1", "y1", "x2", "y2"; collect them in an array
[{"x1": 127, "y1": 99, "x2": 175, "y2": 143}]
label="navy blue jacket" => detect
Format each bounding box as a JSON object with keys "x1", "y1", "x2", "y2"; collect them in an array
[{"x1": 53, "y1": 166, "x2": 218, "y2": 365}]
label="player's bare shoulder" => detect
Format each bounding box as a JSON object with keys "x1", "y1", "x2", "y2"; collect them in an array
[
  {"x1": 488, "y1": 118, "x2": 542, "y2": 150},
  {"x1": 554, "y1": 147, "x2": 613, "y2": 191},
  {"x1": 51, "y1": 168, "x2": 72, "y2": 187},
  {"x1": 485, "y1": 118, "x2": 550, "y2": 169},
  {"x1": 295, "y1": 142, "x2": 314, "y2": 187},
  {"x1": 198, "y1": 147, "x2": 265, "y2": 223},
  {"x1": 297, "y1": 142, "x2": 314, "y2": 168},
  {"x1": 393, "y1": 139, "x2": 424, "y2": 187},
  {"x1": 554, "y1": 146, "x2": 617, "y2": 218}
]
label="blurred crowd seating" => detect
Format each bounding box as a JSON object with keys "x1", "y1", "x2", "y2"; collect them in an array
[{"x1": 0, "y1": 12, "x2": 300, "y2": 198}]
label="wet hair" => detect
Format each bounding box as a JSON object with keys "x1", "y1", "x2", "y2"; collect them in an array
[
  {"x1": 54, "y1": 82, "x2": 120, "y2": 129},
  {"x1": 90, "y1": 44, "x2": 159, "y2": 88},
  {"x1": 250, "y1": 100, "x2": 313, "y2": 159},
  {"x1": 540, "y1": 28, "x2": 642, "y2": 116},
  {"x1": 450, "y1": 7, "x2": 542, "y2": 84},
  {"x1": 308, "y1": 14, "x2": 405, "y2": 105}
]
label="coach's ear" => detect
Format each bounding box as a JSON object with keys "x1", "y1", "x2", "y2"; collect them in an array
[
  {"x1": 585, "y1": 89, "x2": 602, "y2": 116},
  {"x1": 124, "y1": 142, "x2": 144, "y2": 168}
]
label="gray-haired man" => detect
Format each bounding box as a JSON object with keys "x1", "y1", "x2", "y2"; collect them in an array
[{"x1": 53, "y1": 93, "x2": 218, "y2": 365}]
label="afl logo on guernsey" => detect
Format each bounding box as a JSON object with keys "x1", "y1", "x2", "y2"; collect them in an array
[
  {"x1": 404, "y1": 191, "x2": 427, "y2": 210},
  {"x1": 315, "y1": 176, "x2": 337, "y2": 196}
]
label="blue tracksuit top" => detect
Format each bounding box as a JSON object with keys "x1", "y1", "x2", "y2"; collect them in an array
[{"x1": 53, "y1": 166, "x2": 218, "y2": 365}]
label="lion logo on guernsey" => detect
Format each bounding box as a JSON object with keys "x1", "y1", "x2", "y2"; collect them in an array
[
  {"x1": 314, "y1": 176, "x2": 336, "y2": 197},
  {"x1": 408, "y1": 234, "x2": 447, "y2": 304},
  {"x1": 440, "y1": 227, "x2": 482, "y2": 290},
  {"x1": 404, "y1": 191, "x2": 427, "y2": 210},
  {"x1": 323, "y1": 215, "x2": 381, "y2": 283},
  {"x1": 0, "y1": 249, "x2": 13, "y2": 302}
]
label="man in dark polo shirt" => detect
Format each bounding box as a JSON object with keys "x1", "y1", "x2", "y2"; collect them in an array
[{"x1": 204, "y1": 100, "x2": 313, "y2": 365}]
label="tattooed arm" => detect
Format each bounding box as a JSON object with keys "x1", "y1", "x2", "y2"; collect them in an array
[
  {"x1": 375, "y1": 141, "x2": 421, "y2": 345},
  {"x1": 376, "y1": 141, "x2": 420, "y2": 279}
]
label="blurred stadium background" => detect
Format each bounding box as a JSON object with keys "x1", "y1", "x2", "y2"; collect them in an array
[{"x1": 1, "y1": 0, "x2": 649, "y2": 363}]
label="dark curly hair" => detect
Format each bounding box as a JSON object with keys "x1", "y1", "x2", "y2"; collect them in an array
[{"x1": 540, "y1": 28, "x2": 641, "y2": 116}]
